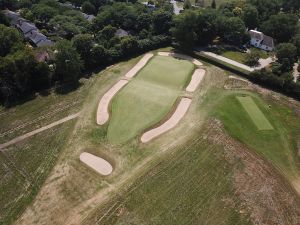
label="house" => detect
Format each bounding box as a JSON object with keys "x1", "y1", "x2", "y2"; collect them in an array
[
  {"x1": 249, "y1": 30, "x2": 274, "y2": 51},
  {"x1": 115, "y1": 29, "x2": 129, "y2": 38},
  {"x1": 16, "y1": 20, "x2": 37, "y2": 35},
  {"x1": 26, "y1": 30, "x2": 53, "y2": 47},
  {"x1": 82, "y1": 13, "x2": 96, "y2": 22},
  {"x1": 3, "y1": 10, "x2": 21, "y2": 25}
]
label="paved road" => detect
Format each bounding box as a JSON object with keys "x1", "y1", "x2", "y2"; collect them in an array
[
  {"x1": 0, "y1": 112, "x2": 80, "y2": 150},
  {"x1": 293, "y1": 63, "x2": 299, "y2": 83}
]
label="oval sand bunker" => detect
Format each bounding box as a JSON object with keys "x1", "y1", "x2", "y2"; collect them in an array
[
  {"x1": 80, "y1": 152, "x2": 113, "y2": 176},
  {"x1": 141, "y1": 98, "x2": 192, "y2": 143}
]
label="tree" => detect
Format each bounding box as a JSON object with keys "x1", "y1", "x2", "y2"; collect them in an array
[
  {"x1": 120, "y1": 36, "x2": 138, "y2": 55},
  {"x1": 245, "y1": 50, "x2": 260, "y2": 67},
  {"x1": 55, "y1": 40, "x2": 83, "y2": 83},
  {"x1": 152, "y1": 10, "x2": 172, "y2": 35},
  {"x1": 247, "y1": 0, "x2": 281, "y2": 21},
  {"x1": 82, "y1": 1, "x2": 96, "y2": 14},
  {"x1": 242, "y1": 4, "x2": 258, "y2": 29},
  {"x1": 261, "y1": 13, "x2": 298, "y2": 43},
  {"x1": 171, "y1": 10, "x2": 198, "y2": 48},
  {"x1": 275, "y1": 43, "x2": 297, "y2": 71},
  {"x1": 292, "y1": 34, "x2": 300, "y2": 57},
  {"x1": 32, "y1": 4, "x2": 58, "y2": 23},
  {"x1": 72, "y1": 34, "x2": 94, "y2": 68},
  {"x1": 184, "y1": 0, "x2": 192, "y2": 10},
  {"x1": 0, "y1": 25, "x2": 23, "y2": 57},
  {"x1": 217, "y1": 16, "x2": 247, "y2": 45},
  {"x1": 0, "y1": 11, "x2": 9, "y2": 26},
  {"x1": 211, "y1": 0, "x2": 216, "y2": 9}
]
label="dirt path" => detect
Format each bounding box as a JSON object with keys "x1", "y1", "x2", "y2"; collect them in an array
[
  {"x1": 186, "y1": 69, "x2": 205, "y2": 92},
  {"x1": 0, "y1": 112, "x2": 80, "y2": 150},
  {"x1": 158, "y1": 52, "x2": 203, "y2": 66},
  {"x1": 141, "y1": 98, "x2": 192, "y2": 143},
  {"x1": 80, "y1": 152, "x2": 113, "y2": 176},
  {"x1": 96, "y1": 80, "x2": 128, "y2": 125},
  {"x1": 125, "y1": 53, "x2": 154, "y2": 78}
]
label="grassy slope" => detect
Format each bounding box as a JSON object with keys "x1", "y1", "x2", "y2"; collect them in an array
[
  {"x1": 82, "y1": 134, "x2": 250, "y2": 225},
  {"x1": 214, "y1": 91, "x2": 300, "y2": 184},
  {"x1": 108, "y1": 56, "x2": 194, "y2": 144},
  {"x1": 0, "y1": 121, "x2": 76, "y2": 225}
]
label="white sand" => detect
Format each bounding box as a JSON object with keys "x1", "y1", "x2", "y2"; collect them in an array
[
  {"x1": 97, "y1": 80, "x2": 128, "y2": 125},
  {"x1": 125, "y1": 53, "x2": 154, "y2": 78},
  {"x1": 80, "y1": 152, "x2": 113, "y2": 176},
  {"x1": 158, "y1": 52, "x2": 203, "y2": 66},
  {"x1": 141, "y1": 98, "x2": 192, "y2": 143},
  {"x1": 186, "y1": 69, "x2": 205, "y2": 92}
]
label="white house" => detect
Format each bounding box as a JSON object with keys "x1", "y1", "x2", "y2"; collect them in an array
[{"x1": 249, "y1": 30, "x2": 274, "y2": 51}]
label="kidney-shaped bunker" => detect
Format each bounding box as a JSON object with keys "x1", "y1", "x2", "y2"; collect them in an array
[{"x1": 80, "y1": 152, "x2": 113, "y2": 176}]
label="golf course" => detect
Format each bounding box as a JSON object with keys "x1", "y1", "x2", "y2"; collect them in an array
[{"x1": 1, "y1": 49, "x2": 300, "y2": 225}]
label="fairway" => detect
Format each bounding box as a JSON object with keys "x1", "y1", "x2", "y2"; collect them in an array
[
  {"x1": 107, "y1": 55, "x2": 194, "y2": 143},
  {"x1": 237, "y1": 96, "x2": 273, "y2": 130}
]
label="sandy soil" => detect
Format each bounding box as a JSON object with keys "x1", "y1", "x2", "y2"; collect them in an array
[
  {"x1": 158, "y1": 52, "x2": 203, "y2": 66},
  {"x1": 97, "y1": 80, "x2": 128, "y2": 125},
  {"x1": 186, "y1": 69, "x2": 205, "y2": 92},
  {"x1": 80, "y1": 152, "x2": 113, "y2": 176},
  {"x1": 141, "y1": 98, "x2": 192, "y2": 143},
  {"x1": 125, "y1": 53, "x2": 154, "y2": 78},
  {"x1": 0, "y1": 112, "x2": 80, "y2": 150}
]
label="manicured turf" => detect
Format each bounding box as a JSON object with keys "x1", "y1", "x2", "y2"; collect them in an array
[
  {"x1": 237, "y1": 96, "x2": 273, "y2": 130},
  {"x1": 214, "y1": 92, "x2": 300, "y2": 182},
  {"x1": 108, "y1": 56, "x2": 194, "y2": 144}
]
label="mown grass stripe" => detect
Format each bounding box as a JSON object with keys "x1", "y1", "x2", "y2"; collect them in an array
[{"x1": 237, "y1": 96, "x2": 273, "y2": 130}]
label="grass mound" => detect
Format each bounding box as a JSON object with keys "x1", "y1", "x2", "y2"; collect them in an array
[{"x1": 108, "y1": 56, "x2": 194, "y2": 144}]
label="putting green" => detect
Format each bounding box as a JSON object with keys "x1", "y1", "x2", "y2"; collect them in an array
[
  {"x1": 237, "y1": 96, "x2": 273, "y2": 130},
  {"x1": 108, "y1": 56, "x2": 194, "y2": 143}
]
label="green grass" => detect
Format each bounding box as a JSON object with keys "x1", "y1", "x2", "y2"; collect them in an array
[
  {"x1": 221, "y1": 51, "x2": 247, "y2": 64},
  {"x1": 0, "y1": 121, "x2": 76, "y2": 225},
  {"x1": 108, "y1": 56, "x2": 194, "y2": 144},
  {"x1": 237, "y1": 96, "x2": 273, "y2": 130},
  {"x1": 82, "y1": 135, "x2": 250, "y2": 225},
  {"x1": 214, "y1": 91, "x2": 300, "y2": 181}
]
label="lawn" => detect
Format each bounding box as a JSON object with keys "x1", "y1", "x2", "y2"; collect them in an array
[
  {"x1": 214, "y1": 91, "x2": 300, "y2": 184},
  {"x1": 237, "y1": 96, "x2": 273, "y2": 130},
  {"x1": 221, "y1": 51, "x2": 247, "y2": 64},
  {"x1": 107, "y1": 55, "x2": 194, "y2": 144}
]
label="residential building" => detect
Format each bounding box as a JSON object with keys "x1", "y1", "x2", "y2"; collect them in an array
[{"x1": 249, "y1": 30, "x2": 274, "y2": 51}]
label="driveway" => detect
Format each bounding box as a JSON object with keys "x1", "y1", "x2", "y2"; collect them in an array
[{"x1": 170, "y1": 0, "x2": 183, "y2": 15}]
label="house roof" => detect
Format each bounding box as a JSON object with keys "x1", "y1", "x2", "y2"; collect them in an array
[
  {"x1": 26, "y1": 30, "x2": 53, "y2": 47},
  {"x1": 36, "y1": 39, "x2": 53, "y2": 47},
  {"x1": 249, "y1": 30, "x2": 263, "y2": 40},
  {"x1": 115, "y1": 29, "x2": 129, "y2": 38},
  {"x1": 82, "y1": 13, "x2": 95, "y2": 22},
  {"x1": 17, "y1": 20, "x2": 37, "y2": 34},
  {"x1": 262, "y1": 35, "x2": 274, "y2": 49},
  {"x1": 3, "y1": 10, "x2": 21, "y2": 25}
]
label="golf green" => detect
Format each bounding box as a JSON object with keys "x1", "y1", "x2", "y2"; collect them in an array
[
  {"x1": 237, "y1": 96, "x2": 273, "y2": 130},
  {"x1": 107, "y1": 55, "x2": 194, "y2": 143}
]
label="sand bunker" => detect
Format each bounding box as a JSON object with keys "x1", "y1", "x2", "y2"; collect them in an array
[
  {"x1": 158, "y1": 52, "x2": 203, "y2": 66},
  {"x1": 141, "y1": 98, "x2": 192, "y2": 143},
  {"x1": 186, "y1": 69, "x2": 205, "y2": 92},
  {"x1": 125, "y1": 53, "x2": 154, "y2": 78},
  {"x1": 97, "y1": 79, "x2": 128, "y2": 125},
  {"x1": 80, "y1": 152, "x2": 113, "y2": 176}
]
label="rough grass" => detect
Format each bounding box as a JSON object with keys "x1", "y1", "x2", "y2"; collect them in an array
[
  {"x1": 108, "y1": 56, "x2": 194, "y2": 144},
  {"x1": 0, "y1": 121, "x2": 76, "y2": 225},
  {"x1": 237, "y1": 96, "x2": 273, "y2": 130},
  {"x1": 214, "y1": 91, "x2": 300, "y2": 185},
  {"x1": 82, "y1": 134, "x2": 250, "y2": 225}
]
